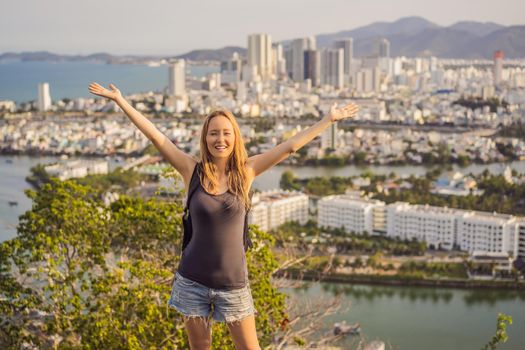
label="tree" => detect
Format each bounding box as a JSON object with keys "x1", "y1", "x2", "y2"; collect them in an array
[
  {"x1": 0, "y1": 178, "x2": 288, "y2": 349},
  {"x1": 482, "y1": 313, "x2": 513, "y2": 350}
]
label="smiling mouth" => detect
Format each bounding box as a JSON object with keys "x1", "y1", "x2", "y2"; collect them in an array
[{"x1": 215, "y1": 145, "x2": 228, "y2": 151}]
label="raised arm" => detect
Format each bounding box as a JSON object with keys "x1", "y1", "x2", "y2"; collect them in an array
[
  {"x1": 88, "y1": 82, "x2": 196, "y2": 185},
  {"x1": 247, "y1": 102, "x2": 359, "y2": 177}
]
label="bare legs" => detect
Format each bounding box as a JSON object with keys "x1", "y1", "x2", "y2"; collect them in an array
[
  {"x1": 226, "y1": 314, "x2": 261, "y2": 350},
  {"x1": 184, "y1": 314, "x2": 260, "y2": 350},
  {"x1": 184, "y1": 316, "x2": 212, "y2": 350}
]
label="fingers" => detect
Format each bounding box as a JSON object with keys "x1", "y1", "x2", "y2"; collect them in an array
[{"x1": 109, "y1": 83, "x2": 116, "y2": 90}]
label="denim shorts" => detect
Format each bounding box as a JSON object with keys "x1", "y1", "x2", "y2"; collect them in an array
[{"x1": 167, "y1": 272, "x2": 258, "y2": 324}]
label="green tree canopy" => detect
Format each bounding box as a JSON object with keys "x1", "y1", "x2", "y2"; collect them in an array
[{"x1": 1, "y1": 179, "x2": 287, "y2": 349}]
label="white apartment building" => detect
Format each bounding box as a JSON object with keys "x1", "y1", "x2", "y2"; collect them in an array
[
  {"x1": 457, "y1": 212, "x2": 515, "y2": 255},
  {"x1": 248, "y1": 190, "x2": 309, "y2": 232},
  {"x1": 315, "y1": 196, "x2": 525, "y2": 258},
  {"x1": 317, "y1": 195, "x2": 386, "y2": 235},
  {"x1": 386, "y1": 203, "x2": 461, "y2": 250},
  {"x1": 513, "y1": 220, "x2": 525, "y2": 259},
  {"x1": 45, "y1": 159, "x2": 109, "y2": 180}
]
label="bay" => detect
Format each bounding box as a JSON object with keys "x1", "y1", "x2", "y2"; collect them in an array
[{"x1": 0, "y1": 61, "x2": 219, "y2": 103}]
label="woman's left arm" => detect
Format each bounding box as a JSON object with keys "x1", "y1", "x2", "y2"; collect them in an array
[{"x1": 247, "y1": 102, "x2": 359, "y2": 177}]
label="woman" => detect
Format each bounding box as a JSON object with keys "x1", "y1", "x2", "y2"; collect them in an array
[{"x1": 88, "y1": 82, "x2": 358, "y2": 350}]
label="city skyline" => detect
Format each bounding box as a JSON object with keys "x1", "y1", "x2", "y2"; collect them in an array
[{"x1": 1, "y1": 0, "x2": 524, "y2": 56}]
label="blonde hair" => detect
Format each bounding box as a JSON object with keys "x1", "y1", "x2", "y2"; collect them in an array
[{"x1": 199, "y1": 109, "x2": 251, "y2": 210}]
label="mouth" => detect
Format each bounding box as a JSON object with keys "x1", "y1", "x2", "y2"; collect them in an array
[{"x1": 214, "y1": 145, "x2": 228, "y2": 151}]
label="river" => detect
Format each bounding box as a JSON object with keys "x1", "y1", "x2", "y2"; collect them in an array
[{"x1": 282, "y1": 281, "x2": 524, "y2": 349}]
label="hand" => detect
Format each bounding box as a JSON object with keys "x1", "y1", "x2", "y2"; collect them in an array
[
  {"x1": 88, "y1": 82, "x2": 122, "y2": 101},
  {"x1": 327, "y1": 102, "x2": 359, "y2": 123}
]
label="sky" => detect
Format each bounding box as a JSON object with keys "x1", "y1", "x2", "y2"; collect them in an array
[{"x1": 1, "y1": 0, "x2": 524, "y2": 56}]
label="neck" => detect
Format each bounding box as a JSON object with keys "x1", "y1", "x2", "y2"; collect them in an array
[{"x1": 212, "y1": 157, "x2": 229, "y2": 177}]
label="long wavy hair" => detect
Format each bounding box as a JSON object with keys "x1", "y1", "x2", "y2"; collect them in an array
[{"x1": 199, "y1": 109, "x2": 251, "y2": 210}]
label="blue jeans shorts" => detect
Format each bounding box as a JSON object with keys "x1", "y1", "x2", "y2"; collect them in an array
[{"x1": 168, "y1": 272, "x2": 258, "y2": 325}]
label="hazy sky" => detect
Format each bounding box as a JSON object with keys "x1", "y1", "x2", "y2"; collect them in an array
[{"x1": 2, "y1": 0, "x2": 524, "y2": 56}]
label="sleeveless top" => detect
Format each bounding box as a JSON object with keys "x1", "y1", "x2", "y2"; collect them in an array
[{"x1": 177, "y1": 164, "x2": 248, "y2": 290}]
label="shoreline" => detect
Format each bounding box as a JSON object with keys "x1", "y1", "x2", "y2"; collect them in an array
[
  {"x1": 1, "y1": 149, "x2": 519, "y2": 169},
  {"x1": 278, "y1": 268, "x2": 525, "y2": 291}
]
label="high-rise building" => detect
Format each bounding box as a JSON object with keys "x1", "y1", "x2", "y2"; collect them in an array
[
  {"x1": 272, "y1": 44, "x2": 287, "y2": 79},
  {"x1": 321, "y1": 122, "x2": 338, "y2": 150},
  {"x1": 493, "y1": 50, "x2": 504, "y2": 86},
  {"x1": 378, "y1": 38, "x2": 390, "y2": 58},
  {"x1": 221, "y1": 52, "x2": 243, "y2": 84},
  {"x1": 334, "y1": 38, "x2": 354, "y2": 76},
  {"x1": 291, "y1": 37, "x2": 316, "y2": 82},
  {"x1": 168, "y1": 60, "x2": 186, "y2": 96},
  {"x1": 321, "y1": 48, "x2": 344, "y2": 89},
  {"x1": 38, "y1": 82, "x2": 52, "y2": 111},
  {"x1": 304, "y1": 49, "x2": 321, "y2": 86},
  {"x1": 247, "y1": 33, "x2": 273, "y2": 81}
]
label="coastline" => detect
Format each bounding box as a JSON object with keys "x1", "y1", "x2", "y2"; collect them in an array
[{"x1": 278, "y1": 268, "x2": 525, "y2": 291}]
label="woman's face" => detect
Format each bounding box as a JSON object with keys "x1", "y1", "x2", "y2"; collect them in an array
[{"x1": 206, "y1": 115, "x2": 235, "y2": 160}]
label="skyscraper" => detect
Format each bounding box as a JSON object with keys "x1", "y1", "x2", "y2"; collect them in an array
[
  {"x1": 168, "y1": 60, "x2": 186, "y2": 96},
  {"x1": 38, "y1": 82, "x2": 51, "y2": 111},
  {"x1": 304, "y1": 50, "x2": 321, "y2": 86},
  {"x1": 378, "y1": 38, "x2": 390, "y2": 58},
  {"x1": 493, "y1": 50, "x2": 504, "y2": 86},
  {"x1": 247, "y1": 33, "x2": 273, "y2": 81},
  {"x1": 221, "y1": 52, "x2": 242, "y2": 84},
  {"x1": 291, "y1": 37, "x2": 316, "y2": 82},
  {"x1": 272, "y1": 44, "x2": 287, "y2": 79},
  {"x1": 334, "y1": 38, "x2": 354, "y2": 76},
  {"x1": 321, "y1": 48, "x2": 344, "y2": 89}
]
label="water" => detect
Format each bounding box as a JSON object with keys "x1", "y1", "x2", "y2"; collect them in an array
[
  {"x1": 1, "y1": 155, "x2": 524, "y2": 348},
  {"x1": 2, "y1": 155, "x2": 525, "y2": 242},
  {"x1": 284, "y1": 281, "x2": 525, "y2": 350},
  {"x1": 0, "y1": 61, "x2": 219, "y2": 103},
  {"x1": 252, "y1": 160, "x2": 525, "y2": 191}
]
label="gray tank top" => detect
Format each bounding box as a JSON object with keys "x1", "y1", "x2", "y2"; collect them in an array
[{"x1": 177, "y1": 164, "x2": 248, "y2": 290}]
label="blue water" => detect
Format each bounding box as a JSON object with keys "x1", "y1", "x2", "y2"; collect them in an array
[{"x1": 0, "y1": 61, "x2": 219, "y2": 103}]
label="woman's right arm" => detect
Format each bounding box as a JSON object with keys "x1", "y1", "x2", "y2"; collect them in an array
[{"x1": 88, "y1": 82, "x2": 196, "y2": 184}]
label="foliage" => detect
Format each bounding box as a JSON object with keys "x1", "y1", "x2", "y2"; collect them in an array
[
  {"x1": 498, "y1": 121, "x2": 525, "y2": 140},
  {"x1": 0, "y1": 178, "x2": 287, "y2": 349},
  {"x1": 279, "y1": 171, "x2": 353, "y2": 196},
  {"x1": 74, "y1": 168, "x2": 148, "y2": 194},
  {"x1": 481, "y1": 313, "x2": 513, "y2": 350},
  {"x1": 374, "y1": 172, "x2": 525, "y2": 216}
]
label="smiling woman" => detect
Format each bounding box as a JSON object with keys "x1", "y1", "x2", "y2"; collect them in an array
[{"x1": 88, "y1": 81, "x2": 358, "y2": 349}]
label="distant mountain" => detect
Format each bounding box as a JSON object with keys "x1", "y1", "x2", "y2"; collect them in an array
[
  {"x1": 175, "y1": 46, "x2": 246, "y2": 61},
  {"x1": 316, "y1": 16, "x2": 439, "y2": 47},
  {"x1": 313, "y1": 16, "x2": 524, "y2": 58},
  {"x1": 2, "y1": 17, "x2": 524, "y2": 61},
  {"x1": 0, "y1": 51, "x2": 159, "y2": 64},
  {"x1": 449, "y1": 21, "x2": 504, "y2": 37}
]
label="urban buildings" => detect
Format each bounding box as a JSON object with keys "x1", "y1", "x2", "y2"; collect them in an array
[
  {"x1": 248, "y1": 189, "x2": 309, "y2": 232},
  {"x1": 168, "y1": 60, "x2": 186, "y2": 96},
  {"x1": 38, "y1": 82, "x2": 52, "y2": 112},
  {"x1": 317, "y1": 195, "x2": 525, "y2": 260},
  {"x1": 318, "y1": 194, "x2": 386, "y2": 236},
  {"x1": 493, "y1": 50, "x2": 504, "y2": 86},
  {"x1": 44, "y1": 159, "x2": 109, "y2": 180},
  {"x1": 247, "y1": 33, "x2": 273, "y2": 81}
]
